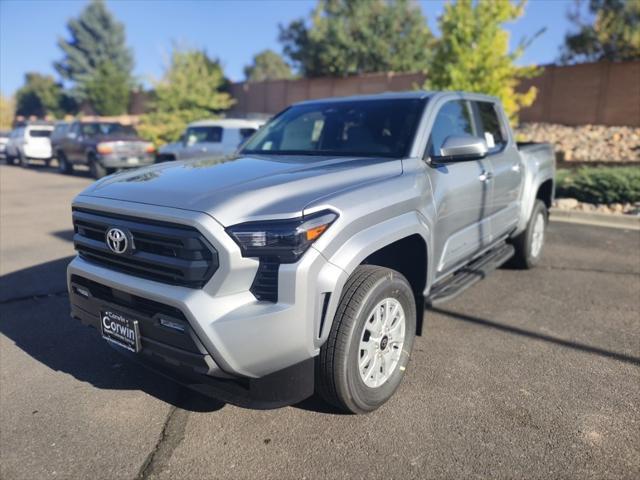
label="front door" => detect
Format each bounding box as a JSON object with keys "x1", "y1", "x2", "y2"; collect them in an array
[{"x1": 427, "y1": 100, "x2": 494, "y2": 277}]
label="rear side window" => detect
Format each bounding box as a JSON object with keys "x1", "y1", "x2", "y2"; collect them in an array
[
  {"x1": 185, "y1": 126, "x2": 223, "y2": 144},
  {"x1": 475, "y1": 102, "x2": 507, "y2": 152},
  {"x1": 28, "y1": 129, "x2": 52, "y2": 138},
  {"x1": 428, "y1": 101, "x2": 474, "y2": 157}
]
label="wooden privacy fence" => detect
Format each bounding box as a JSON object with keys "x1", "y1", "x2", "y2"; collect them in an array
[{"x1": 229, "y1": 60, "x2": 640, "y2": 127}]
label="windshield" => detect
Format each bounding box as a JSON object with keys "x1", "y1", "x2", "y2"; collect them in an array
[
  {"x1": 81, "y1": 123, "x2": 137, "y2": 137},
  {"x1": 241, "y1": 98, "x2": 426, "y2": 158}
]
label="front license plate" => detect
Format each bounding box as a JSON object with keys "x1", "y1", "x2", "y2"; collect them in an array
[
  {"x1": 127, "y1": 157, "x2": 139, "y2": 164},
  {"x1": 100, "y1": 310, "x2": 141, "y2": 353}
]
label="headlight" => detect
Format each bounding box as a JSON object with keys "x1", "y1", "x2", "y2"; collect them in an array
[
  {"x1": 96, "y1": 143, "x2": 114, "y2": 154},
  {"x1": 226, "y1": 210, "x2": 338, "y2": 263}
]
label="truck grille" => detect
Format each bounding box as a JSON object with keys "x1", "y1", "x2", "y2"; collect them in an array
[{"x1": 72, "y1": 208, "x2": 218, "y2": 288}]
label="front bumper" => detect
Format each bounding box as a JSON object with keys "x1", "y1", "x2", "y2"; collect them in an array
[
  {"x1": 67, "y1": 197, "x2": 348, "y2": 405},
  {"x1": 98, "y1": 153, "x2": 154, "y2": 168},
  {"x1": 68, "y1": 274, "x2": 313, "y2": 408}
]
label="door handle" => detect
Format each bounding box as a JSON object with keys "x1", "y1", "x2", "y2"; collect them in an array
[{"x1": 478, "y1": 171, "x2": 493, "y2": 182}]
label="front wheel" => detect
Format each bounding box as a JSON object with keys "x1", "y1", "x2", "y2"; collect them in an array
[
  {"x1": 316, "y1": 265, "x2": 416, "y2": 414},
  {"x1": 88, "y1": 154, "x2": 107, "y2": 179},
  {"x1": 510, "y1": 199, "x2": 548, "y2": 269},
  {"x1": 57, "y1": 152, "x2": 73, "y2": 174}
]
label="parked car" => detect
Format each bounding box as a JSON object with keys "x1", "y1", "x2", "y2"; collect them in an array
[
  {"x1": 55, "y1": 121, "x2": 155, "y2": 178},
  {"x1": 67, "y1": 92, "x2": 555, "y2": 413},
  {"x1": 50, "y1": 121, "x2": 70, "y2": 160},
  {"x1": 0, "y1": 130, "x2": 9, "y2": 160},
  {"x1": 5, "y1": 123, "x2": 54, "y2": 166},
  {"x1": 156, "y1": 118, "x2": 265, "y2": 162}
]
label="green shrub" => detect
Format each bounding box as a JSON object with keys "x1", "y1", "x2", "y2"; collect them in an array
[{"x1": 556, "y1": 167, "x2": 640, "y2": 204}]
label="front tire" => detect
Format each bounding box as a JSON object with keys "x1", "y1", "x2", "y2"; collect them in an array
[
  {"x1": 88, "y1": 154, "x2": 107, "y2": 179},
  {"x1": 510, "y1": 199, "x2": 548, "y2": 269},
  {"x1": 316, "y1": 265, "x2": 416, "y2": 414}
]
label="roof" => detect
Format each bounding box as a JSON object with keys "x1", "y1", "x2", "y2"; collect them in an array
[
  {"x1": 294, "y1": 90, "x2": 501, "y2": 105},
  {"x1": 188, "y1": 118, "x2": 266, "y2": 128},
  {"x1": 295, "y1": 90, "x2": 434, "y2": 106}
]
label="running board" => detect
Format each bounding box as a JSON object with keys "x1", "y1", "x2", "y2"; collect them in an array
[{"x1": 426, "y1": 243, "x2": 515, "y2": 307}]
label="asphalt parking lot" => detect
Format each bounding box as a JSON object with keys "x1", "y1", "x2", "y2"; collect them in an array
[{"x1": 1, "y1": 163, "x2": 639, "y2": 479}]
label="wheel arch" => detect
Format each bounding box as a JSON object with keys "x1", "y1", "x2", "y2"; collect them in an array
[{"x1": 321, "y1": 212, "x2": 431, "y2": 338}]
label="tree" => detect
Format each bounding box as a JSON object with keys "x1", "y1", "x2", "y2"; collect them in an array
[
  {"x1": 244, "y1": 49, "x2": 293, "y2": 82},
  {"x1": 14, "y1": 73, "x2": 64, "y2": 118},
  {"x1": 83, "y1": 61, "x2": 131, "y2": 115},
  {"x1": 560, "y1": 0, "x2": 640, "y2": 63},
  {"x1": 279, "y1": 0, "x2": 434, "y2": 77},
  {"x1": 55, "y1": 0, "x2": 134, "y2": 111},
  {"x1": 423, "y1": 0, "x2": 539, "y2": 121},
  {"x1": 0, "y1": 95, "x2": 15, "y2": 130},
  {"x1": 138, "y1": 48, "x2": 235, "y2": 145}
]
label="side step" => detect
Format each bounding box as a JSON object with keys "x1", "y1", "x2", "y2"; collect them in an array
[{"x1": 426, "y1": 243, "x2": 515, "y2": 307}]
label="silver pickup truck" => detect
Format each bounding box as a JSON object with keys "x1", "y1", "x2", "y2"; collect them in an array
[{"x1": 67, "y1": 92, "x2": 555, "y2": 413}]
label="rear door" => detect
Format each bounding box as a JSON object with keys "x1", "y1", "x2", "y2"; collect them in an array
[
  {"x1": 472, "y1": 101, "x2": 523, "y2": 238},
  {"x1": 427, "y1": 100, "x2": 494, "y2": 277}
]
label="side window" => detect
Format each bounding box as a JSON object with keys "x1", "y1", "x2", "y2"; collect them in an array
[
  {"x1": 475, "y1": 102, "x2": 507, "y2": 152},
  {"x1": 185, "y1": 126, "x2": 223, "y2": 144},
  {"x1": 427, "y1": 101, "x2": 474, "y2": 157}
]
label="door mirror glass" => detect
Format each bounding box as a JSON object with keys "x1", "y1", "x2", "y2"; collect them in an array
[{"x1": 433, "y1": 135, "x2": 488, "y2": 162}]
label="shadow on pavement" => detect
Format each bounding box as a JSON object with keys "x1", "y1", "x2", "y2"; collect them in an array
[
  {"x1": 430, "y1": 306, "x2": 640, "y2": 366},
  {"x1": 51, "y1": 229, "x2": 75, "y2": 242},
  {"x1": 0, "y1": 257, "x2": 224, "y2": 413}
]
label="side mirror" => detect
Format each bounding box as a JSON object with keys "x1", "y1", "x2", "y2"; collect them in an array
[{"x1": 433, "y1": 135, "x2": 488, "y2": 162}]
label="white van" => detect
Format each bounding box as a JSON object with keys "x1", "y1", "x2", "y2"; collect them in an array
[{"x1": 5, "y1": 124, "x2": 54, "y2": 167}]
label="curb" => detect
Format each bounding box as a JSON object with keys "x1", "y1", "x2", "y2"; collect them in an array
[{"x1": 550, "y1": 207, "x2": 640, "y2": 231}]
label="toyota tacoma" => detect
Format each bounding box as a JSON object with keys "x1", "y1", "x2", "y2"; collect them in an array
[{"x1": 67, "y1": 92, "x2": 555, "y2": 413}]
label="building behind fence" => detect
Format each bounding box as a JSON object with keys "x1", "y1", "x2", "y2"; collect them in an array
[{"x1": 229, "y1": 60, "x2": 640, "y2": 127}]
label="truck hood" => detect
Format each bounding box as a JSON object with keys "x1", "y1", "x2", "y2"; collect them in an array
[{"x1": 78, "y1": 154, "x2": 402, "y2": 225}]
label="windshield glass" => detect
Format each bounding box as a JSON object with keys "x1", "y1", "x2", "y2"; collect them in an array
[
  {"x1": 241, "y1": 98, "x2": 426, "y2": 158},
  {"x1": 81, "y1": 123, "x2": 137, "y2": 137}
]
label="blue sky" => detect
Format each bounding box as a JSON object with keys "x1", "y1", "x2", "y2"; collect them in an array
[{"x1": 0, "y1": 0, "x2": 579, "y2": 96}]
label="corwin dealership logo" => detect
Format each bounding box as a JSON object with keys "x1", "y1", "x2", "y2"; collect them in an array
[{"x1": 105, "y1": 227, "x2": 130, "y2": 254}]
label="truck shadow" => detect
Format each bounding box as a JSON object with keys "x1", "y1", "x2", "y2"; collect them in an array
[{"x1": 429, "y1": 306, "x2": 640, "y2": 366}]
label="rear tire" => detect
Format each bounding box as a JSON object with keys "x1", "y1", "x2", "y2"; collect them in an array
[
  {"x1": 316, "y1": 265, "x2": 416, "y2": 414},
  {"x1": 510, "y1": 200, "x2": 548, "y2": 269},
  {"x1": 57, "y1": 152, "x2": 73, "y2": 174},
  {"x1": 88, "y1": 154, "x2": 107, "y2": 179}
]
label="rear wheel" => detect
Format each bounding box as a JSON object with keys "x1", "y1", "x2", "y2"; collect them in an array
[
  {"x1": 510, "y1": 199, "x2": 548, "y2": 269},
  {"x1": 316, "y1": 265, "x2": 416, "y2": 414},
  {"x1": 57, "y1": 151, "x2": 73, "y2": 174},
  {"x1": 88, "y1": 154, "x2": 107, "y2": 179}
]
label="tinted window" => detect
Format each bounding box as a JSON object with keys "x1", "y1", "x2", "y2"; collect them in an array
[
  {"x1": 28, "y1": 129, "x2": 52, "y2": 138},
  {"x1": 52, "y1": 123, "x2": 69, "y2": 138},
  {"x1": 81, "y1": 123, "x2": 137, "y2": 137},
  {"x1": 185, "y1": 126, "x2": 223, "y2": 144},
  {"x1": 476, "y1": 102, "x2": 506, "y2": 152},
  {"x1": 428, "y1": 101, "x2": 473, "y2": 157},
  {"x1": 242, "y1": 98, "x2": 426, "y2": 158}
]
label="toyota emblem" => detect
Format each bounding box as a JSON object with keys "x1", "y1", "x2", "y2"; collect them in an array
[{"x1": 105, "y1": 227, "x2": 129, "y2": 254}]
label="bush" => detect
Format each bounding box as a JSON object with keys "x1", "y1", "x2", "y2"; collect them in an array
[{"x1": 556, "y1": 167, "x2": 640, "y2": 204}]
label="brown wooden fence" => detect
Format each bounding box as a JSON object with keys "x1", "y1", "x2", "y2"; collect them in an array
[{"x1": 229, "y1": 61, "x2": 640, "y2": 127}]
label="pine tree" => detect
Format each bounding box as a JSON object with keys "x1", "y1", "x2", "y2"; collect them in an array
[
  {"x1": 424, "y1": 0, "x2": 539, "y2": 121},
  {"x1": 55, "y1": 0, "x2": 134, "y2": 113}
]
